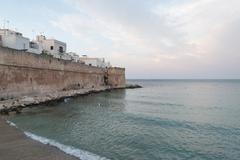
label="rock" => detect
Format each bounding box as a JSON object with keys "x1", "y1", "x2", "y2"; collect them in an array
[
  {"x1": 1, "y1": 109, "x2": 9, "y2": 115},
  {"x1": 125, "y1": 84, "x2": 142, "y2": 89},
  {"x1": 1, "y1": 86, "x2": 139, "y2": 114},
  {"x1": 21, "y1": 96, "x2": 35, "y2": 103},
  {"x1": 12, "y1": 101, "x2": 16, "y2": 105},
  {"x1": 15, "y1": 107, "x2": 22, "y2": 114}
]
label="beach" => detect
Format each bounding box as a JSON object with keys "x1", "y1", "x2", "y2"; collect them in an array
[{"x1": 0, "y1": 117, "x2": 79, "y2": 160}]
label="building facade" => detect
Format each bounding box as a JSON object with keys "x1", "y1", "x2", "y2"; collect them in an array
[
  {"x1": 79, "y1": 55, "x2": 111, "y2": 68},
  {"x1": 68, "y1": 52, "x2": 80, "y2": 62},
  {"x1": 36, "y1": 35, "x2": 66, "y2": 58},
  {"x1": 28, "y1": 41, "x2": 43, "y2": 54},
  {"x1": 0, "y1": 29, "x2": 112, "y2": 68},
  {"x1": 0, "y1": 29, "x2": 30, "y2": 51}
]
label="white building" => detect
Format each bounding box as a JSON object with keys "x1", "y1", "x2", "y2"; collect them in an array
[
  {"x1": 0, "y1": 29, "x2": 30, "y2": 50},
  {"x1": 79, "y1": 55, "x2": 111, "y2": 68},
  {"x1": 68, "y1": 52, "x2": 80, "y2": 62},
  {"x1": 59, "y1": 52, "x2": 80, "y2": 62},
  {"x1": 36, "y1": 35, "x2": 66, "y2": 58},
  {"x1": 28, "y1": 41, "x2": 43, "y2": 54},
  {"x1": 0, "y1": 29, "x2": 112, "y2": 67}
]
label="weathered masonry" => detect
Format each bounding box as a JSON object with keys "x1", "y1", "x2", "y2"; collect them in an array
[{"x1": 0, "y1": 46, "x2": 125, "y2": 99}]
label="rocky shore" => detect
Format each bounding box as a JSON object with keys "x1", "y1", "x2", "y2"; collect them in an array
[{"x1": 0, "y1": 84, "x2": 142, "y2": 114}]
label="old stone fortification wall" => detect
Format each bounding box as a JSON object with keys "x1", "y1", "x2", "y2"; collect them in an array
[
  {"x1": 107, "y1": 67, "x2": 126, "y2": 88},
  {"x1": 0, "y1": 47, "x2": 125, "y2": 98}
]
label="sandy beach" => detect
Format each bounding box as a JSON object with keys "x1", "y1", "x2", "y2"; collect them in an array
[{"x1": 0, "y1": 117, "x2": 79, "y2": 160}]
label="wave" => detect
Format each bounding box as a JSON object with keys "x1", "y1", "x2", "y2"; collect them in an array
[
  {"x1": 24, "y1": 132, "x2": 110, "y2": 160},
  {"x1": 6, "y1": 120, "x2": 17, "y2": 128},
  {"x1": 6, "y1": 120, "x2": 109, "y2": 160}
]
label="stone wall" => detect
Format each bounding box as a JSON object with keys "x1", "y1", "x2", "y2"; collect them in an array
[
  {"x1": 0, "y1": 47, "x2": 125, "y2": 98},
  {"x1": 107, "y1": 67, "x2": 126, "y2": 88}
]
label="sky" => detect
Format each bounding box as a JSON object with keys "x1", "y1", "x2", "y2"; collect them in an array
[{"x1": 0, "y1": 0, "x2": 240, "y2": 79}]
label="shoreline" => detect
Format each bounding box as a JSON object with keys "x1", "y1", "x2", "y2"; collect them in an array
[
  {"x1": 0, "y1": 84, "x2": 142, "y2": 114},
  {"x1": 0, "y1": 84, "x2": 141, "y2": 160},
  {"x1": 0, "y1": 116, "x2": 80, "y2": 160}
]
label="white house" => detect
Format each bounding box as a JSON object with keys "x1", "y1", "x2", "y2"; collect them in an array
[
  {"x1": 59, "y1": 52, "x2": 80, "y2": 62},
  {"x1": 0, "y1": 29, "x2": 112, "y2": 67},
  {"x1": 28, "y1": 41, "x2": 43, "y2": 54},
  {"x1": 36, "y1": 35, "x2": 66, "y2": 58},
  {"x1": 68, "y1": 52, "x2": 80, "y2": 62},
  {"x1": 0, "y1": 29, "x2": 30, "y2": 50},
  {"x1": 79, "y1": 55, "x2": 111, "y2": 68}
]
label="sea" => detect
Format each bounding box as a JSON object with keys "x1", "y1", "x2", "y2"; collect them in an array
[{"x1": 7, "y1": 80, "x2": 240, "y2": 160}]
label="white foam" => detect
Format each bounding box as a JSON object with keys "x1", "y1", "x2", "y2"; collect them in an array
[
  {"x1": 24, "y1": 132, "x2": 110, "y2": 160},
  {"x1": 6, "y1": 120, "x2": 17, "y2": 128}
]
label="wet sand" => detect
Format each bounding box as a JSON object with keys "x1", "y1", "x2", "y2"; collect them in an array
[{"x1": 0, "y1": 117, "x2": 79, "y2": 160}]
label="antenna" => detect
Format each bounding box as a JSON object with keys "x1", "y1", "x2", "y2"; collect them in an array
[
  {"x1": 32, "y1": 29, "x2": 35, "y2": 40},
  {"x1": 3, "y1": 18, "x2": 6, "y2": 29},
  {"x1": 2, "y1": 19, "x2": 10, "y2": 29},
  {"x1": 6, "y1": 20, "x2": 9, "y2": 29}
]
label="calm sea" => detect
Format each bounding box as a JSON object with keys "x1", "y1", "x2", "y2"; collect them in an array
[{"x1": 8, "y1": 80, "x2": 240, "y2": 160}]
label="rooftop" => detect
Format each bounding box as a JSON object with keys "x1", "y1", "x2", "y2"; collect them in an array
[{"x1": 0, "y1": 29, "x2": 23, "y2": 36}]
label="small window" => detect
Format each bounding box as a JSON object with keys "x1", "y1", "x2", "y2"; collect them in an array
[
  {"x1": 59, "y1": 46, "x2": 63, "y2": 53},
  {"x1": 50, "y1": 46, "x2": 54, "y2": 50}
]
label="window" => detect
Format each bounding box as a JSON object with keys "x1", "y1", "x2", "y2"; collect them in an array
[
  {"x1": 50, "y1": 46, "x2": 54, "y2": 50},
  {"x1": 59, "y1": 46, "x2": 63, "y2": 53}
]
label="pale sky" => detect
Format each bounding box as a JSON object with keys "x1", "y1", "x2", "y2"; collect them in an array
[{"x1": 1, "y1": 0, "x2": 240, "y2": 79}]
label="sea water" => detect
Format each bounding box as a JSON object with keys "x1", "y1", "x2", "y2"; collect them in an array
[{"x1": 8, "y1": 80, "x2": 240, "y2": 160}]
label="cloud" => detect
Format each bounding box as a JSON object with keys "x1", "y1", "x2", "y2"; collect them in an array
[{"x1": 51, "y1": 0, "x2": 240, "y2": 78}]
